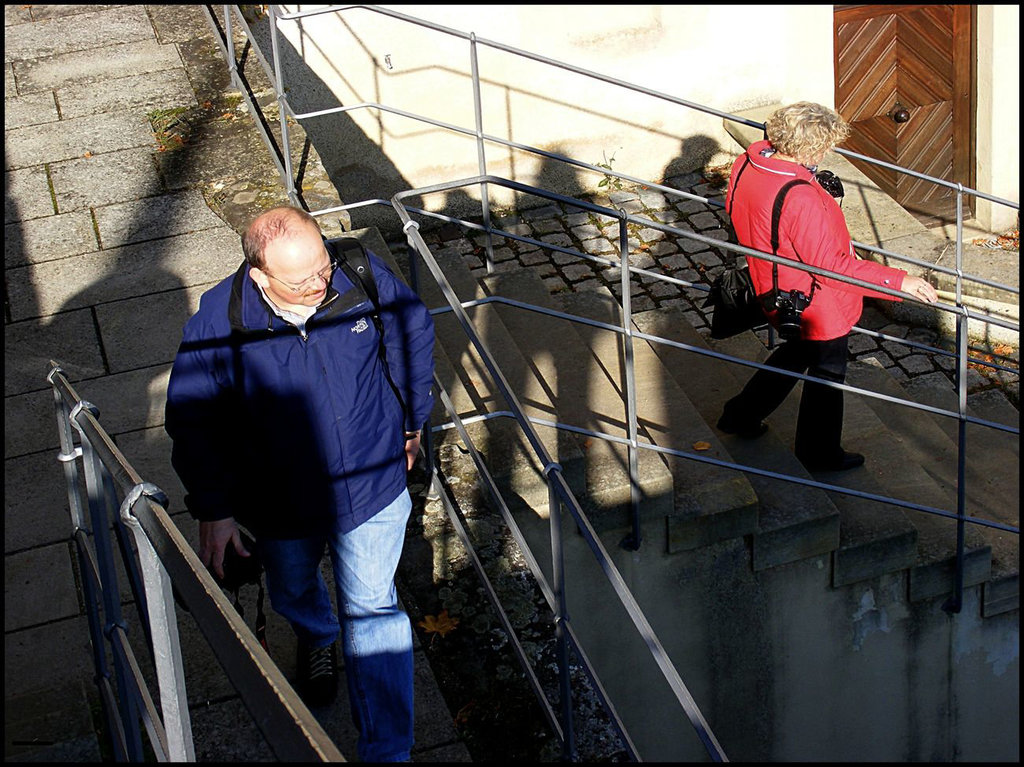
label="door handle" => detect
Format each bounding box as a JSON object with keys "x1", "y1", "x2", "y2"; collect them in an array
[{"x1": 887, "y1": 101, "x2": 910, "y2": 124}]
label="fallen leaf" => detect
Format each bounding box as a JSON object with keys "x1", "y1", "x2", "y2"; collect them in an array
[
  {"x1": 418, "y1": 609, "x2": 459, "y2": 639},
  {"x1": 83, "y1": 151, "x2": 93, "y2": 158},
  {"x1": 693, "y1": 441, "x2": 711, "y2": 451}
]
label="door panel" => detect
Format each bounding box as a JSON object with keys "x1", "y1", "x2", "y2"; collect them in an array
[{"x1": 834, "y1": 5, "x2": 973, "y2": 225}]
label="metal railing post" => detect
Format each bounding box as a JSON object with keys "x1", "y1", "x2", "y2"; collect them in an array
[
  {"x1": 547, "y1": 479, "x2": 577, "y2": 761},
  {"x1": 469, "y1": 32, "x2": 496, "y2": 273},
  {"x1": 268, "y1": 5, "x2": 298, "y2": 204},
  {"x1": 120, "y1": 484, "x2": 196, "y2": 762},
  {"x1": 944, "y1": 186, "x2": 970, "y2": 614},
  {"x1": 73, "y1": 402, "x2": 145, "y2": 760}
]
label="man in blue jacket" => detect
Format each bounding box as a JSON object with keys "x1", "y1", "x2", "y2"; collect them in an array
[{"x1": 165, "y1": 205, "x2": 435, "y2": 762}]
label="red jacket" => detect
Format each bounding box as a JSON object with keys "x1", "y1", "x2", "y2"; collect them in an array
[{"x1": 726, "y1": 140, "x2": 906, "y2": 341}]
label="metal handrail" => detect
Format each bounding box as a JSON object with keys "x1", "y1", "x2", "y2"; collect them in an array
[
  {"x1": 202, "y1": 3, "x2": 1018, "y2": 759},
  {"x1": 46, "y1": 363, "x2": 345, "y2": 762},
  {"x1": 391, "y1": 190, "x2": 729, "y2": 762}
]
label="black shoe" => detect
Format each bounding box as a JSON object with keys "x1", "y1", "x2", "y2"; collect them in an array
[
  {"x1": 799, "y1": 450, "x2": 865, "y2": 472},
  {"x1": 717, "y1": 416, "x2": 769, "y2": 439},
  {"x1": 296, "y1": 641, "x2": 338, "y2": 707}
]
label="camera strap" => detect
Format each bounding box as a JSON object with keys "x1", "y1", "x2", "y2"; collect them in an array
[{"x1": 769, "y1": 179, "x2": 819, "y2": 303}]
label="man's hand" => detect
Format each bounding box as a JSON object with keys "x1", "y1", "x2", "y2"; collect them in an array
[
  {"x1": 404, "y1": 431, "x2": 422, "y2": 471},
  {"x1": 902, "y1": 275, "x2": 939, "y2": 303},
  {"x1": 199, "y1": 517, "x2": 250, "y2": 580}
]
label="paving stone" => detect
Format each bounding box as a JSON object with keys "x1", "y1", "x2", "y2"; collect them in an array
[
  {"x1": 542, "y1": 275, "x2": 568, "y2": 293},
  {"x1": 94, "y1": 283, "x2": 210, "y2": 373},
  {"x1": 14, "y1": 39, "x2": 184, "y2": 94},
  {"x1": 899, "y1": 353, "x2": 937, "y2": 375},
  {"x1": 521, "y1": 204, "x2": 561, "y2": 220},
  {"x1": 638, "y1": 189, "x2": 668, "y2": 208},
  {"x1": 690, "y1": 250, "x2": 723, "y2": 269},
  {"x1": 519, "y1": 248, "x2": 550, "y2": 266},
  {"x1": 531, "y1": 218, "x2": 565, "y2": 235},
  {"x1": 6, "y1": 227, "x2": 242, "y2": 320},
  {"x1": 4, "y1": 210, "x2": 98, "y2": 268},
  {"x1": 580, "y1": 237, "x2": 615, "y2": 255},
  {"x1": 57, "y1": 68, "x2": 197, "y2": 120},
  {"x1": 4, "y1": 616, "x2": 96, "y2": 700},
  {"x1": 563, "y1": 263, "x2": 598, "y2": 282},
  {"x1": 678, "y1": 235, "x2": 710, "y2": 254},
  {"x1": 689, "y1": 211, "x2": 721, "y2": 230},
  {"x1": 5, "y1": 111, "x2": 155, "y2": 170},
  {"x1": 648, "y1": 240, "x2": 678, "y2": 257},
  {"x1": 93, "y1": 190, "x2": 225, "y2": 249},
  {"x1": 2, "y1": 6, "x2": 154, "y2": 62},
  {"x1": 848, "y1": 331, "x2": 879, "y2": 355},
  {"x1": 675, "y1": 198, "x2": 709, "y2": 214},
  {"x1": 3, "y1": 92, "x2": 59, "y2": 130},
  {"x1": 4, "y1": 309, "x2": 105, "y2": 397},
  {"x1": 571, "y1": 223, "x2": 603, "y2": 239},
  {"x1": 4, "y1": 543, "x2": 79, "y2": 631},
  {"x1": 4, "y1": 167, "x2": 56, "y2": 223}
]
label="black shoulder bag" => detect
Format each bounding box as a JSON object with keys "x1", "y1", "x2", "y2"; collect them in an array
[{"x1": 704, "y1": 159, "x2": 837, "y2": 339}]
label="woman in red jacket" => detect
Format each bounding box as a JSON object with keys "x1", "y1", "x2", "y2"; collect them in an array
[{"x1": 716, "y1": 102, "x2": 938, "y2": 471}]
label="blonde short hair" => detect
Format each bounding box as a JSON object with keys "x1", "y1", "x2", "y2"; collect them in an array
[
  {"x1": 242, "y1": 206, "x2": 319, "y2": 268},
  {"x1": 765, "y1": 102, "x2": 850, "y2": 164}
]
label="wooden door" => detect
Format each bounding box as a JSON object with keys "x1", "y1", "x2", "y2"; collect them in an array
[{"x1": 834, "y1": 5, "x2": 974, "y2": 225}]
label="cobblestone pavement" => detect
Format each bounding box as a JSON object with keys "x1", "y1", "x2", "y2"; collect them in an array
[{"x1": 387, "y1": 175, "x2": 1020, "y2": 406}]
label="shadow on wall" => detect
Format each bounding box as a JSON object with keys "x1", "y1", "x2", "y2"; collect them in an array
[
  {"x1": 243, "y1": 12, "x2": 418, "y2": 237},
  {"x1": 243, "y1": 9, "x2": 737, "y2": 239}
]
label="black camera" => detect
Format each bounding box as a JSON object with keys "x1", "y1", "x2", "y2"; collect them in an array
[
  {"x1": 775, "y1": 289, "x2": 812, "y2": 340},
  {"x1": 814, "y1": 169, "x2": 845, "y2": 199}
]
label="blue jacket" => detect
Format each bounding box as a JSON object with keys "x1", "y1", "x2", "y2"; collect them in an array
[{"x1": 164, "y1": 243, "x2": 435, "y2": 539}]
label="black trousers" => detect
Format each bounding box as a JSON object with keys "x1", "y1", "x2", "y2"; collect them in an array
[{"x1": 720, "y1": 334, "x2": 850, "y2": 461}]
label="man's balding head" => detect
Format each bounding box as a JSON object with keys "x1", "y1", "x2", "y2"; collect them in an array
[{"x1": 242, "y1": 206, "x2": 320, "y2": 269}]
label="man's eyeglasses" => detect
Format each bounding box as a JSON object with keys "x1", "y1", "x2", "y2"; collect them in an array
[{"x1": 265, "y1": 258, "x2": 338, "y2": 294}]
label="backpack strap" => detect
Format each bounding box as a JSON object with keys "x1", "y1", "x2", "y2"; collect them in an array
[
  {"x1": 328, "y1": 236, "x2": 381, "y2": 318},
  {"x1": 324, "y1": 236, "x2": 410, "y2": 426}
]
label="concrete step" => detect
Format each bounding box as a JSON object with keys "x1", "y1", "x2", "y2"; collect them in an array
[
  {"x1": 414, "y1": 247, "x2": 589, "y2": 517},
  {"x1": 547, "y1": 289, "x2": 759, "y2": 553},
  {"x1": 728, "y1": 348, "x2": 994, "y2": 605},
  {"x1": 847, "y1": 364, "x2": 1017, "y2": 616},
  {"x1": 479, "y1": 271, "x2": 675, "y2": 537},
  {"x1": 634, "y1": 308, "x2": 867, "y2": 574}
]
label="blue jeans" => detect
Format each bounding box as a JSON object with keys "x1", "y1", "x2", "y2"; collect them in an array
[{"x1": 258, "y1": 489, "x2": 414, "y2": 762}]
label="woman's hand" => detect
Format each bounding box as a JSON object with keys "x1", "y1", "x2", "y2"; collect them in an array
[{"x1": 902, "y1": 275, "x2": 939, "y2": 303}]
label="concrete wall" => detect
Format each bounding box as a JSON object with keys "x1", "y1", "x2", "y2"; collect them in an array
[
  {"x1": 266, "y1": 4, "x2": 833, "y2": 228},
  {"x1": 510, "y1": 511, "x2": 1019, "y2": 762},
  {"x1": 266, "y1": 4, "x2": 1016, "y2": 236}
]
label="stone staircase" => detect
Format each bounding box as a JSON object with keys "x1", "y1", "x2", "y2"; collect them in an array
[
  {"x1": 354, "y1": 223, "x2": 1017, "y2": 760},
  {"x1": 350, "y1": 221, "x2": 1018, "y2": 614}
]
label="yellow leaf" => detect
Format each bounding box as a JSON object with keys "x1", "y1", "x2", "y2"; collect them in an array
[
  {"x1": 693, "y1": 441, "x2": 711, "y2": 451},
  {"x1": 418, "y1": 609, "x2": 459, "y2": 638}
]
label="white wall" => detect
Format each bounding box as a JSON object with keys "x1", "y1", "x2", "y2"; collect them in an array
[
  {"x1": 268, "y1": 4, "x2": 1016, "y2": 234},
  {"x1": 271, "y1": 4, "x2": 835, "y2": 213},
  {"x1": 975, "y1": 5, "x2": 1020, "y2": 233}
]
